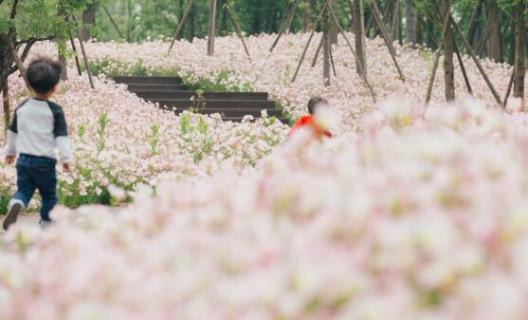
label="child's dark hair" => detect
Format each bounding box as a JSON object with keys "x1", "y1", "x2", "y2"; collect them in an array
[
  {"x1": 25, "y1": 58, "x2": 63, "y2": 94},
  {"x1": 307, "y1": 97, "x2": 328, "y2": 115}
]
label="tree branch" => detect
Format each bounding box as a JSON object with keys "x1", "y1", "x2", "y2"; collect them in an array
[
  {"x1": 19, "y1": 41, "x2": 35, "y2": 63},
  {"x1": 7, "y1": 40, "x2": 37, "y2": 77},
  {"x1": 16, "y1": 36, "x2": 55, "y2": 45},
  {"x1": 10, "y1": 0, "x2": 19, "y2": 19}
]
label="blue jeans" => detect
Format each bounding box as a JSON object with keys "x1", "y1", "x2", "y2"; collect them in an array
[{"x1": 12, "y1": 154, "x2": 57, "y2": 222}]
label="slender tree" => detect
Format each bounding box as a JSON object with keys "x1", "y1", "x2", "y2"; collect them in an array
[
  {"x1": 404, "y1": 0, "x2": 416, "y2": 45},
  {"x1": 207, "y1": 0, "x2": 217, "y2": 55},
  {"x1": 80, "y1": 0, "x2": 96, "y2": 41},
  {"x1": 442, "y1": 0, "x2": 455, "y2": 101},
  {"x1": 351, "y1": 0, "x2": 367, "y2": 77},
  {"x1": 513, "y1": 0, "x2": 525, "y2": 100},
  {"x1": 488, "y1": 0, "x2": 501, "y2": 62}
]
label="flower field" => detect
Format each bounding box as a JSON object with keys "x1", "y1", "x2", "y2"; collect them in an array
[{"x1": 1, "y1": 34, "x2": 528, "y2": 319}]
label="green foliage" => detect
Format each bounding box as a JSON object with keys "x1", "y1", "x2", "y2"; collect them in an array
[
  {"x1": 179, "y1": 113, "x2": 190, "y2": 135},
  {"x1": 149, "y1": 123, "x2": 161, "y2": 156},
  {"x1": 0, "y1": 0, "x2": 89, "y2": 38},
  {"x1": 96, "y1": 111, "x2": 109, "y2": 152}
]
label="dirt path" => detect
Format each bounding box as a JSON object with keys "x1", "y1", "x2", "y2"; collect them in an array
[{"x1": 0, "y1": 214, "x2": 40, "y2": 235}]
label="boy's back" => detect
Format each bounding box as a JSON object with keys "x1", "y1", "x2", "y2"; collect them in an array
[
  {"x1": 11, "y1": 99, "x2": 69, "y2": 161},
  {"x1": 3, "y1": 58, "x2": 72, "y2": 231}
]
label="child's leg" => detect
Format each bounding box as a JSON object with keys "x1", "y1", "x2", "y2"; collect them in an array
[
  {"x1": 33, "y1": 159, "x2": 57, "y2": 222},
  {"x1": 3, "y1": 158, "x2": 37, "y2": 230},
  {"x1": 13, "y1": 160, "x2": 37, "y2": 207}
]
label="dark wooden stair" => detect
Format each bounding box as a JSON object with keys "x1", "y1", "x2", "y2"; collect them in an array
[{"x1": 112, "y1": 76, "x2": 288, "y2": 123}]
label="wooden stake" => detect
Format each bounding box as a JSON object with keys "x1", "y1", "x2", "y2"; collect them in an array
[
  {"x1": 103, "y1": 6, "x2": 125, "y2": 39},
  {"x1": 311, "y1": 37, "x2": 323, "y2": 67},
  {"x1": 291, "y1": 29, "x2": 317, "y2": 83},
  {"x1": 69, "y1": 34, "x2": 83, "y2": 76},
  {"x1": 504, "y1": 69, "x2": 514, "y2": 106},
  {"x1": 168, "y1": 0, "x2": 195, "y2": 54},
  {"x1": 466, "y1": 0, "x2": 484, "y2": 48},
  {"x1": 476, "y1": 26, "x2": 490, "y2": 57},
  {"x1": 453, "y1": 40, "x2": 473, "y2": 95},
  {"x1": 329, "y1": 5, "x2": 377, "y2": 102},
  {"x1": 329, "y1": 42, "x2": 337, "y2": 77},
  {"x1": 71, "y1": 16, "x2": 95, "y2": 89},
  {"x1": 425, "y1": 49, "x2": 442, "y2": 105},
  {"x1": 270, "y1": 0, "x2": 301, "y2": 52},
  {"x1": 225, "y1": 2, "x2": 252, "y2": 61},
  {"x1": 425, "y1": 12, "x2": 450, "y2": 105},
  {"x1": 291, "y1": 0, "x2": 331, "y2": 83},
  {"x1": 450, "y1": 14, "x2": 504, "y2": 107},
  {"x1": 370, "y1": 0, "x2": 405, "y2": 81},
  {"x1": 207, "y1": 0, "x2": 217, "y2": 56}
]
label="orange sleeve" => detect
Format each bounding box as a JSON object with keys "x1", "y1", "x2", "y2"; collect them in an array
[{"x1": 289, "y1": 116, "x2": 312, "y2": 137}]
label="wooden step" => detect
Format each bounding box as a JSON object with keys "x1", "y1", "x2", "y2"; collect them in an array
[
  {"x1": 153, "y1": 99, "x2": 276, "y2": 109},
  {"x1": 222, "y1": 116, "x2": 290, "y2": 123},
  {"x1": 112, "y1": 76, "x2": 182, "y2": 85},
  {"x1": 125, "y1": 83, "x2": 187, "y2": 91},
  {"x1": 172, "y1": 108, "x2": 283, "y2": 117},
  {"x1": 134, "y1": 90, "x2": 269, "y2": 100}
]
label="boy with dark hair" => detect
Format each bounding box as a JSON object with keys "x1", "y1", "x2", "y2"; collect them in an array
[
  {"x1": 3, "y1": 58, "x2": 72, "y2": 230},
  {"x1": 289, "y1": 97, "x2": 333, "y2": 139}
]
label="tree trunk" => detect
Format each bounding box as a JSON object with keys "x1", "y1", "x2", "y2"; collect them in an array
[
  {"x1": 177, "y1": 0, "x2": 184, "y2": 40},
  {"x1": 219, "y1": 0, "x2": 228, "y2": 35},
  {"x1": 329, "y1": 0, "x2": 338, "y2": 45},
  {"x1": 302, "y1": 0, "x2": 310, "y2": 32},
  {"x1": 189, "y1": 3, "x2": 195, "y2": 41},
  {"x1": 352, "y1": 0, "x2": 367, "y2": 77},
  {"x1": 323, "y1": 34, "x2": 331, "y2": 86},
  {"x1": 442, "y1": 0, "x2": 455, "y2": 101},
  {"x1": 207, "y1": 0, "x2": 217, "y2": 56},
  {"x1": 323, "y1": 2, "x2": 331, "y2": 86},
  {"x1": 467, "y1": 0, "x2": 484, "y2": 50},
  {"x1": 391, "y1": 0, "x2": 401, "y2": 44},
  {"x1": 415, "y1": 13, "x2": 422, "y2": 45},
  {"x1": 80, "y1": 1, "x2": 96, "y2": 42},
  {"x1": 488, "y1": 0, "x2": 501, "y2": 62},
  {"x1": 126, "y1": 0, "x2": 133, "y2": 42},
  {"x1": 0, "y1": 34, "x2": 13, "y2": 95},
  {"x1": 2, "y1": 80, "x2": 9, "y2": 132},
  {"x1": 58, "y1": 2, "x2": 68, "y2": 80},
  {"x1": 404, "y1": 0, "x2": 416, "y2": 45},
  {"x1": 514, "y1": 1, "x2": 525, "y2": 100}
]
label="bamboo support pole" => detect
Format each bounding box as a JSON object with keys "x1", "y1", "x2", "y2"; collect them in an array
[
  {"x1": 453, "y1": 40, "x2": 473, "y2": 95},
  {"x1": 71, "y1": 16, "x2": 95, "y2": 89},
  {"x1": 311, "y1": 37, "x2": 323, "y2": 67},
  {"x1": 449, "y1": 14, "x2": 504, "y2": 108},
  {"x1": 425, "y1": 12, "x2": 450, "y2": 105},
  {"x1": 225, "y1": 3, "x2": 252, "y2": 61},
  {"x1": 168, "y1": 0, "x2": 195, "y2": 54},
  {"x1": 370, "y1": 0, "x2": 405, "y2": 81},
  {"x1": 103, "y1": 6, "x2": 125, "y2": 39},
  {"x1": 270, "y1": 0, "x2": 301, "y2": 52},
  {"x1": 329, "y1": 5, "x2": 377, "y2": 102}
]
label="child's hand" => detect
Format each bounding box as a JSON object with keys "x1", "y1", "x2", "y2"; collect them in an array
[
  {"x1": 62, "y1": 163, "x2": 72, "y2": 173},
  {"x1": 5, "y1": 155, "x2": 15, "y2": 165}
]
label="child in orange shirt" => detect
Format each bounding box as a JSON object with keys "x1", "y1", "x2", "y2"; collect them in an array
[{"x1": 289, "y1": 97, "x2": 333, "y2": 139}]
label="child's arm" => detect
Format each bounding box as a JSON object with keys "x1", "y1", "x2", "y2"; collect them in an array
[{"x1": 51, "y1": 103, "x2": 72, "y2": 168}]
